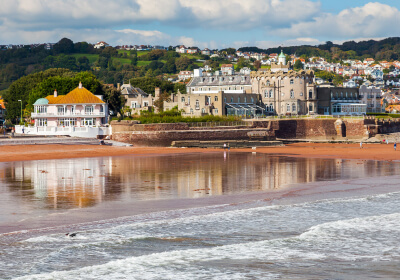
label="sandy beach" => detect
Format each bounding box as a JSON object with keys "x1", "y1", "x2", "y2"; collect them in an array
[{"x1": 0, "y1": 142, "x2": 398, "y2": 162}]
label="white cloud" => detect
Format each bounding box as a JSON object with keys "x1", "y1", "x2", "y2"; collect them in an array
[
  {"x1": 276, "y1": 2, "x2": 400, "y2": 39},
  {"x1": 0, "y1": 0, "x2": 319, "y2": 31}
]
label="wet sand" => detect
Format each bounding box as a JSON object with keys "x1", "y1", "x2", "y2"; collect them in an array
[{"x1": 0, "y1": 142, "x2": 399, "y2": 162}]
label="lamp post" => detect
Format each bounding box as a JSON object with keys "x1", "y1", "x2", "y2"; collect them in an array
[{"x1": 18, "y1": 100, "x2": 22, "y2": 124}]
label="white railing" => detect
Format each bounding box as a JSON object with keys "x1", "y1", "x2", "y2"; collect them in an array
[{"x1": 14, "y1": 125, "x2": 110, "y2": 138}]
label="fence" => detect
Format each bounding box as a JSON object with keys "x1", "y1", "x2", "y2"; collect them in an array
[
  {"x1": 186, "y1": 121, "x2": 250, "y2": 128},
  {"x1": 15, "y1": 125, "x2": 110, "y2": 138}
]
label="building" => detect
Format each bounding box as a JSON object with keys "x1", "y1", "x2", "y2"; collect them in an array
[
  {"x1": 221, "y1": 64, "x2": 235, "y2": 75},
  {"x1": 186, "y1": 74, "x2": 252, "y2": 94},
  {"x1": 164, "y1": 72, "x2": 261, "y2": 117},
  {"x1": 251, "y1": 68, "x2": 317, "y2": 115},
  {"x1": 94, "y1": 41, "x2": 109, "y2": 49},
  {"x1": 317, "y1": 87, "x2": 365, "y2": 116},
  {"x1": 26, "y1": 82, "x2": 109, "y2": 137},
  {"x1": 164, "y1": 90, "x2": 261, "y2": 117},
  {"x1": 270, "y1": 51, "x2": 290, "y2": 73},
  {"x1": 359, "y1": 85, "x2": 383, "y2": 113},
  {"x1": 178, "y1": 71, "x2": 193, "y2": 81},
  {"x1": 120, "y1": 83, "x2": 155, "y2": 115}
]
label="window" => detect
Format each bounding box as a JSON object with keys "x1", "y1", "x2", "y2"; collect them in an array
[
  {"x1": 214, "y1": 109, "x2": 218, "y2": 114},
  {"x1": 57, "y1": 106, "x2": 65, "y2": 115},
  {"x1": 309, "y1": 104, "x2": 313, "y2": 112},
  {"x1": 85, "y1": 106, "x2": 94, "y2": 115},
  {"x1": 244, "y1": 97, "x2": 247, "y2": 103},
  {"x1": 201, "y1": 108, "x2": 205, "y2": 113},
  {"x1": 131, "y1": 102, "x2": 138, "y2": 108},
  {"x1": 224, "y1": 97, "x2": 226, "y2": 103},
  {"x1": 83, "y1": 118, "x2": 94, "y2": 126},
  {"x1": 35, "y1": 106, "x2": 47, "y2": 114},
  {"x1": 214, "y1": 96, "x2": 218, "y2": 102},
  {"x1": 195, "y1": 100, "x2": 200, "y2": 109},
  {"x1": 290, "y1": 79, "x2": 294, "y2": 84},
  {"x1": 309, "y1": 90, "x2": 313, "y2": 99},
  {"x1": 290, "y1": 90, "x2": 294, "y2": 99},
  {"x1": 59, "y1": 118, "x2": 77, "y2": 127},
  {"x1": 238, "y1": 97, "x2": 240, "y2": 103},
  {"x1": 292, "y1": 103, "x2": 296, "y2": 112},
  {"x1": 266, "y1": 80, "x2": 270, "y2": 86},
  {"x1": 269, "y1": 90, "x2": 273, "y2": 98},
  {"x1": 251, "y1": 97, "x2": 254, "y2": 103},
  {"x1": 287, "y1": 103, "x2": 290, "y2": 112},
  {"x1": 264, "y1": 90, "x2": 268, "y2": 98},
  {"x1": 188, "y1": 97, "x2": 190, "y2": 105},
  {"x1": 270, "y1": 103, "x2": 274, "y2": 112},
  {"x1": 231, "y1": 97, "x2": 233, "y2": 103},
  {"x1": 181, "y1": 97, "x2": 185, "y2": 102},
  {"x1": 36, "y1": 118, "x2": 47, "y2": 127},
  {"x1": 71, "y1": 105, "x2": 75, "y2": 114}
]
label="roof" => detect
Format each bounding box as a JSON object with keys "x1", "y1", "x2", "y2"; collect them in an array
[
  {"x1": 33, "y1": 98, "x2": 49, "y2": 105},
  {"x1": 187, "y1": 75, "x2": 251, "y2": 87},
  {"x1": 278, "y1": 51, "x2": 285, "y2": 58},
  {"x1": 120, "y1": 84, "x2": 148, "y2": 97},
  {"x1": 44, "y1": 85, "x2": 104, "y2": 104}
]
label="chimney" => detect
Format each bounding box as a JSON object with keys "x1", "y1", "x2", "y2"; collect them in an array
[
  {"x1": 54, "y1": 89, "x2": 57, "y2": 97},
  {"x1": 79, "y1": 81, "x2": 83, "y2": 89},
  {"x1": 117, "y1": 83, "x2": 121, "y2": 90},
  {"x1": 155, "y1": 87, "x2": 161, "y2": 99}
]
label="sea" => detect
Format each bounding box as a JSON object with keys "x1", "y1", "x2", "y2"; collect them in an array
[{"x1": 1, "y1": 152, "x2": 400, "y2": 279}]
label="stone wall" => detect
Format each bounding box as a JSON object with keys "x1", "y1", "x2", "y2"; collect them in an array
[
  {"x1": 111, "y1": 118, "x2": 400, "y2": 146},
  {"x1": 113, "y1": 128, "x2": 275, "y2": 146}
]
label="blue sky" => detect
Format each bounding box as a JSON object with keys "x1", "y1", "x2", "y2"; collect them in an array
[{"x1": 0, "y1": 0, "x2": 399, "y2": 49}]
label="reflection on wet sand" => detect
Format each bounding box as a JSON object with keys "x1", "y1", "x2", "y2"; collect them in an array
[{"x1": 4, "y1": 153, "x2": 399, "y2": 211}]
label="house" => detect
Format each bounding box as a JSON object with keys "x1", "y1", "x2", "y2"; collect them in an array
[
  {"x1": 201, "y1": 48, "x2": 211, "y2": 56},
  {"x1": 178, "y1": 71, "x2": 193, "y2": 81},
  {"x1": 343, "y1": 79, "x2": 357, "y2": 88},
  {"x1": 94, "y1": 41, "x2": 109, "y2": 49},
  {"x1": 175, "y1": 45, "x2": 187, "y2": 53},
  {"x1": 120, "y1": 83, "x2": 155, "y2": 114},
  {"x1": 27, "y1": 82, "x2": 109, "y2": 137},
  {"x1": 359, "y1": 85, "x2": 383, "y2": 113},
  {"x1": 221, "y1": 64, "x2": 235, "y2": 75}
]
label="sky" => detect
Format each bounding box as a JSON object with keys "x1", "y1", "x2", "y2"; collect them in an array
[{"x1": 0, "y1": 0, "x2": 400, "y2": 49}]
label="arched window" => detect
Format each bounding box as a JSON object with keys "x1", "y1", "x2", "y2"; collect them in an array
[
  {"x1": 309, "y1": 90, "x2": 313, "y2": 99},
  {"x1": 286, "y1": 103, "x2": 290, "y2": 112},
  {"x1": 290, "y1": 90, "x2": 295, "y2": 99},
  {"x1": 292, "y1": 103, "x2": 296, "y2": 112},
  {"x1": 269, "y1": 90, "x2": 273, "y2": 98}
]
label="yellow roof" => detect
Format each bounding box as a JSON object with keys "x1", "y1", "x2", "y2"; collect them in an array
[{"x1": 46, "y1": 87, "x2": 105, "y2": 104}]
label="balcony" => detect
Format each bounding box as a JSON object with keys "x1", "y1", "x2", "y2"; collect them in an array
[{"x1": 32, "y1": 112, "x2": 106, "y2": 118}]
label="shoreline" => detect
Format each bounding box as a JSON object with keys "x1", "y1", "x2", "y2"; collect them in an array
[{"x1": 0, "y1": 142, "x2": 399, "y2": 162}]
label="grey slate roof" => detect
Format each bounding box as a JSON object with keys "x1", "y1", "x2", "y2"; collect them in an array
[{"x1": 187, "y1": 75, "x2": 251, "y2": 87}]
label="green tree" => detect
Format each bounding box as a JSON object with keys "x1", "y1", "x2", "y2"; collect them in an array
[
  {"x1": 53, "y1": 38, "x2": 74, "y2": 54},
  {"x1": 293, "y1": 59, "x2": 304, "y2": 70}
]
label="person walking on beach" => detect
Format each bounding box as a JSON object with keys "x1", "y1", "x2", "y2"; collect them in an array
[
  {"x1": 394, "y1": 142, "x2": 397, "y2": 151},
  {"x1": 223, "y1": 143, "x2": 227, "y2": 150},
  {"x1": 360, "y1": 141, "x2": 363, "y2": 149}
]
